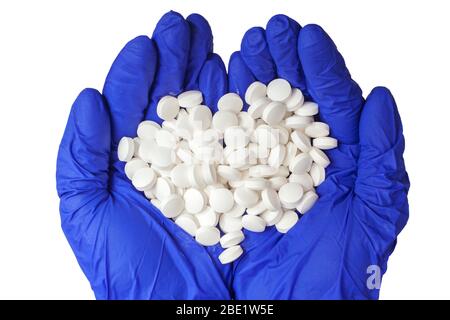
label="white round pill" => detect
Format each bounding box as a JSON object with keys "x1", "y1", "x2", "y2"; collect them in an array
[
  {"x1": 279, "y1": 182, "x2": 304, "y2": 207},
  {"x1": 184, "y1": 188, "x2": 206, "y2": 214},
  {"x1": 170, "y1": 164, "x2": 191, "y2": 188},
  {"x1": 224, "y1": 126, "x2": 249, "y2": 149},
  {"x1": 313, "y1": 137, "x2": 338, "y2": 150},
  {"x1": 209, "y1": 188, "x2": 234, "y2": 213},
  {"x1": 245, "y1": 81, "x2": 267, "y2": 105},
  {"x1": 132, "y1": 167, "x2": 156, "y2": 191},
  {"x1": 289, "y1": 173, "x2": 314, "y2": 191},
  {"x1": 248, "y1": 165, "x2": 278, "y2": 178},
  {"x1": 310, "y1": 163, "x2": 326, "y2": 186},
  {"x1": 124, "y1": 158, "x2": 148, "y2": 180},
  {"x1": 152, "y1": 177, "x2": 175, "y2": 201},
  {"x1": 262, "y1": 101, "x2": 286, "y2": 126},
  {"x1": 137, "y1": 121, "x2": 161, "y2": 140},
  {"x1": 261, "y1": 188, "x2": 281, "y2": 211},
  {"x1": 289, "y1": 153, "x2": 313, "y2": 174},
  {"x1": 291, "y1": 130, "x2": 312, "y2": 153},
  {"x1": 219, "y1": 214, "x2": 242, "y2": 233},
  {"x1": 152, "y1": 146, "x2": 175, "y2": 168},
  {"x1": 159, "y1": 194, "x2": 184, "y2": 218},
  {"x1": 234, "y1": 187, "x2": 259, "y2": 208},
  {"x1": 244, "y1": 178, "x2": 267, "y2": 191},
  {"x1": 223, "y1": 203, "x2": 246, "y2": 218},
  {"x1": 242, "y1": 215, "x2": 266, "y2": 232},
  {"x1": 220, "y1": 231, "x2": 245, "y2": 248},
  {"x1": 296, "y1": 190, "x2": 319, "y2": 214},
  {"x1": 138, "y1": 139, "x2": 157, "y2": 163},
  {"x1": 305, "y1": 122, "x2": 330, "y2": 138},
  {"x1": 261, "y1": 209, "x2": 283, "y2": 226},
  {"x1": 217, "y1": 165, "x2": 241, "y2": 182},
  {"x1": 284, "y1": 115, "x2": 313, "y2": 130},
  {"x1": 219, "y1": 245, "x2": 243, "y2": 264},
  {"x1": 284, "y1": 88, "x2": 304, "y2": 112},
  {"x1": 157, "y1": 95, "x2": 180, "y2": 121},
  {"x1": 247, "y1": 97, "x2": 270, "y2": 119},
  {"x1": 212, "y1": 111, "x2": 238, "y2": 133},
  {"x1": 118, "y1": 137, "x2": 135, "y2": 162},
  {"x1": 178, "y1": 90, "x2": 203, "y2": 108},
  {"x1": 275, "y1": 210, "x2": 299, "y2": 233},
  {"x1": 267, "y1": 78, "x2": 292, "y2": 102},
  {"x1": 175, "y1": 214, "x2": 199, "y2": 237},
  {"x1": 218, "y1": 93, "x2": 243, "y2": 114},
  {"x1": 295, "y1": 101, "x2": 319, "y2": 116},
  {"x1": 309, "y1": 147, "x2": 330, "y2": 168},
  {"x1": 155, "y1": 129, "x2": 178, "y2": 148},
  {"x1": 195, "y1": 226, "x2": 220, "y2": 246},
  {"x1": 268, "y1": 144, "x2": 286, "y2": 168},
  {"x1": 246, "y1": 201, "x2": 267, "y2": 215},
  {"x1": 196, "y1": 207, "x2": 219, "y2": 227},
  {"x1": 189, "y1": 105, "x2": 212, "y2": 131}
]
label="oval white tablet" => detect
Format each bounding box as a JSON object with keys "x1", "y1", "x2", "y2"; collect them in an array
[
  {"x1": 246, "y1": 201, "x2": 267, "y2": 215},
  {"x1": 234, "y1": 187, "x2": 259, "y2": 208},
  {"x1": 217, "y1": 165, "x2": 241, "y2": 182},
  {"x1": 196, "y1": 207, "x2": 219, "y2": 227},
  {"x1": 310, "y1": 163, "x2": 326, "y2": 186},
  {"x1": 212, "y1": 111, "x2": 238, "y2": 133},
  {"x1": 269, "y1": 176, "x2": 287, "y2": 191},
  {"x1": 125, "y1": 158, "x2": 148, "y2": 180},
  {"x1": 175, "y1": 214, "x2": 199, "y2": 237},
  {"x1": 275, "y1": 210, "x2": 299, "y2": 233},
  {"x1": 296, "y1": 190, "x2": 319, "y2": 214},
  {"x1": 291, "y1": 130, "x2": 312, "y2": 153},
  {"x1": 219, "y1": 245, "x2": 243, "y2": 264},
  {"x1": 220, "y1": 231, "x2": 245, "y2": 248},
  {"x1": 313, "y1": 137, "x2": 338, "y2": 150},
  {"x1": 138, "y1": 139, "x2": 157, "y2": 163},
  {"x1": 295, "y1": 101, "x2": 319, "y2": 116},
  {"x1": 247, "y1": 97, "x2": 270, "y2": 119},
  {"x1": 248, "y1": 165, "x2": 278, "y2": 178},
  {"x1": 279, "y1": 182, "x2": 304, "y2": 207},
  {"x1": 262, "y1": 101, "x2": 286, "y2": 126},
  {"x1": 284, "y1": 88, "x2": 304, "y2": 112},
  {"x1": 268, "y1": 144, "x2": 286, "y2": 168},
  {"x1": 137, "y1": 121, "x2": 161, "y2": 140},
  {"x1": 189, "y1": 105, "x2": 212, "y2": 131},
  {"x1": 219, "y1": 214, "x2": 242, "y2": 233},
  {"x1": 183, "y1": 188, "x2": 206, "y2": 214},
  {"x1": 261, "y1": 209, "x2": 283, "y2": 226},
  {"x1": 131, "y1": 167, "x2": 156, "y2": 191},
  {"x1": 261, "y1": 188, "x2": 281, "y2": 211},
  {"x1": 267, "y1": 78, "x2": 292, "y2": 102},
  {"x1": 178, "y1": 90, "x2": 203, "y2": 108},
  {"x1": 118, "y1": 137, "x2": 135, "y2": 162},
  {"x1": 305, "y1": 122, "x2": 330, "y2": 138},
  {"x1": 289, "y1": 153, "x2": 313, "y2": 174},
  {"x1": 170, "y1": 163, "x2": 191, "y2": 188},
  {"x1": 159, "y1": 194, "x2": 184, "y2": 218},
  {"x1": 244, "y1": 178, "x2": 267, "y2": 191},
  {"x1": 284, "y1": 115, "x2": 313, "y2": 130},
  {"x1": 223, "y1": 203, "x2": 246, "y2": 218},
  {"x1": 242, "y1": 215, "x2": 266, "y2": 232},
  {"x1": 209, "y1": 188, "x2": 234, "y2": 213},
  {"x1": 218, "y1": 93, "x2": 243, "y2": 113},
  {"x1": 157, "y1": 95, "x2": 180, "y2": 121},
  {"x1": 245, "y1": 81, "x2": 267, "y2": 105},
  {"x1": 289, "y1": 173, "x2": 314, "y2": 191},
  {"x1": 195, "y1": 226, "x2": 220, "y2": 246},
  {"x1": 152, "y1": 177, "x2": 175, "y2": 200},
  {"x1": 309, "y1": 147, "x2": 330, "y2": 168}
]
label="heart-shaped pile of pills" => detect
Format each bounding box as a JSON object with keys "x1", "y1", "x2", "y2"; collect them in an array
[{"x1": 117, "y1": 78, "x2": 337, "y2": 264}]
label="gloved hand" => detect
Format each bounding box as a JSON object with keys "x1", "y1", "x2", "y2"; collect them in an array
[
  {"x1": 228, "y1": 15, "x2": 409, "y2": 299},
  {"x1": 56, "y1": 11, "x2": 232, "y2": 299}
]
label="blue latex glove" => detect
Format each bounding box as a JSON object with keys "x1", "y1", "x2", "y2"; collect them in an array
[
  {"x1": 56, "y1": 11, "x2": 232, "y2": 299},
  {"x1": 228, "y1": 15, "x2": 410, "y2": 299}
]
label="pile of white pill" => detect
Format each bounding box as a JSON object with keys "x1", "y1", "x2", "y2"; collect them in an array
[{"x1": 117, "y1": 78, "x2": 337, "y2": 264}]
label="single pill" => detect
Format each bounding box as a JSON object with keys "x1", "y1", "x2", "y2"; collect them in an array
[
  {"x1": 184, "y1": 188, "x2": 206, "y2": 214},
  {"x1": 175, "y1": 214, "x2": 199, "y2": 237},
  {"x1": 138, "y1": 139, "x2": 157, "y2": 163},
  {"x1": 275, "y1": 210, "x2": 299, "y2": 233},
  {"x1": 279, "y1": 183, "x2": 304, "y2": 207},
  {"x1": 242, "y1": 215, "x2": 266, "y2": 232},
  {"x1": 238, "y1": 112, "x2": 256, "y2": 133},
  {"x1": 202, "y1": 163, "x2": 217, "y2": 185},
  {"x1": 220, "y1": 231, "x2": 245, "y2": 248},
  {"x1": 170, "y1": 164, "x2": 191, "y2": 188},
  {"x1": 310, "y1": 163, "x2": 326, "y2": 186},
  {"x1": 217, "y1": 165, "x2": 241, "y2": 182},
  {"x1": 195, "y1": 226, "x2": 220, "y2": 246},
  {"x1": 234, "y1": 187, "x2": 259, "y2": 208},
  {"x1": 218, "y1": 93, "x2": 243, "y2": 113},
  {"x1": 224, "y1": 126, "x2": 249, "y2": 149},
  {"x1": 296, "y1": 190, "x2": 319, "y2": 214},
  {"x1": 219, "y1": 214, "x2": 242, "y2": 233},
  {"x1": 284, "y1": 115, "x2": 313, "y2": 130},
  {"x1": 118, "y1": 137, "x2": 135, "y2": 162},
  {"x1": 153, "y1": 177, "x2": 175, "y2": 201},
  {"x1": 309, "y1": 147, "x2": 330, "y2": 168},
  {"x1": 267, "y1": 78, "x2": 292, "y2": 102},
  {"x1": 188, "y1": 165, "x2": 205, "y2": 189},
  {"x1": 245, "y1": 81, "x2": 267, "y2": 105},
  {"x1": 159, "y1": 194, "x2": 184, "y2": 218},
  {"x1": 289, "y1": 153, "x2": 313, "y2": 174},
  {"x1": 291, "y1": 130, "x2": 312, "y2": 153},
  {"x1": 261, "y1": 209, "x2": 283, "y2": 226},
  {"x1": 245, "y1": 178, "x2": 267, "y2": 191},
  {"x1": 247, "y1": 97, "x2": 270, "y2": 119},
  {"x1": 189, "y1": 105, "x2": 212, "y2": 131},
  {"x1": 152, "y1": 146, "x2": 175, "y2": 168},
  {"x1": 196, "y1": 207, "x2": 219, "y2": 227},
  {"x1": 248, "y1": 165, "x2": 278, "y2": 178},
  {"x1": 295, "y1": 101, "x2": 319, "y2": 116},
  {"x1": 209, "y1": 188, "x2": 234, "y2": 213},
  {"x1": 313, "y1": 137, "x2": 338, "y2": 150},
  {"x1": 283, "y1": 142, "x2": 298, "y2": 167},
  {"x1": 178, "y1": 90, "x2": 203, "y2": 108},
  {"x1": 124, "y1": 158, "x2": 148, "y2": 180},
  {"x1": 155, "y1": 129, "x2": 178, "y2": 148},
  {"x1": 224, "y1": 203, "x2": 246, "y2": 218},
  {"x1": 157, "y1": 95, "x2": 180, "y2": 121},
  {"x1": 262, "y1": 101, "x2": 286, "y2": 126},
  {"x1": 269, "y1": 176, "x2": 287, "y2": 191},
  {"x1": 289, "y1": 173, "x2": 314, "y2": 191},
  {"x1": 284, "y1": 88, "x2": 305, "y2": 112},
  {"x1": 132, "y1": 167, "x2": 156, "y2": 191},
  {"x1": 137, "y1": 121, "x2": 161, "y2": 140},
  {"x1": 305, "y1": 122, "x2": 330, "y2": 138},
  {"x1": 246, "y1": 201, "x2": 267, "y2": 215},
  {"x1": 212, "y1": 110, "x2": 238, "y2": 133},
  {"x1": 261, "y1": 188, "x2": 281, "y2": 211},
  {"x1": 218, "y1": 245, "x2": 243, "y2": 264},
  {"x1": 268, "y1": 144, "x2": 286, "y2": 168},
  {"x1": 255, "y1": 125, "x2": 279, "y2": 149}
]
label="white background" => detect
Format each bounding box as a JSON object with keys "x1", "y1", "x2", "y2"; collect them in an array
[{"x1": 0, "y1": 0, "x2": 449, "y2": 300}]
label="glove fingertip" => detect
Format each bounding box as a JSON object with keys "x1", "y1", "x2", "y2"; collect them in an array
[{"x1": 198, "y1": 53, "x2": 227, "y2": 112}]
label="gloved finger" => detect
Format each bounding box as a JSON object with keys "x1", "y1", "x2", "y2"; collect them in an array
[
  {"x1": 57, "y1": 89, "x2": 111, "y2": 201},
  {"x1": 103, "y1": 36, "x2": 157, "y2": 145},
  {"x1": 145, "y1": 11, "x2": 190, "y2": 122},
  {"x1": 240, "y1": 27, "x2": 277, "y2": 84},
  {"x1": 355, "y1": 87, "x2": 409, "y2": 234},
  {"x1": 198, "y1": 53, "x2": 227, "y2": 113},
  {"x1": 266, "y1": 14, "x2": 306, "y2": 92},
  {"x1": 299, "y1": 24, "x2": 363, "y2": 145},
  {"x1": 228, "y1": 51, "x2": 255, "y2": 110},
  {"x1": 184, "y1": 13, "x2": 213, "y2": 90}
]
